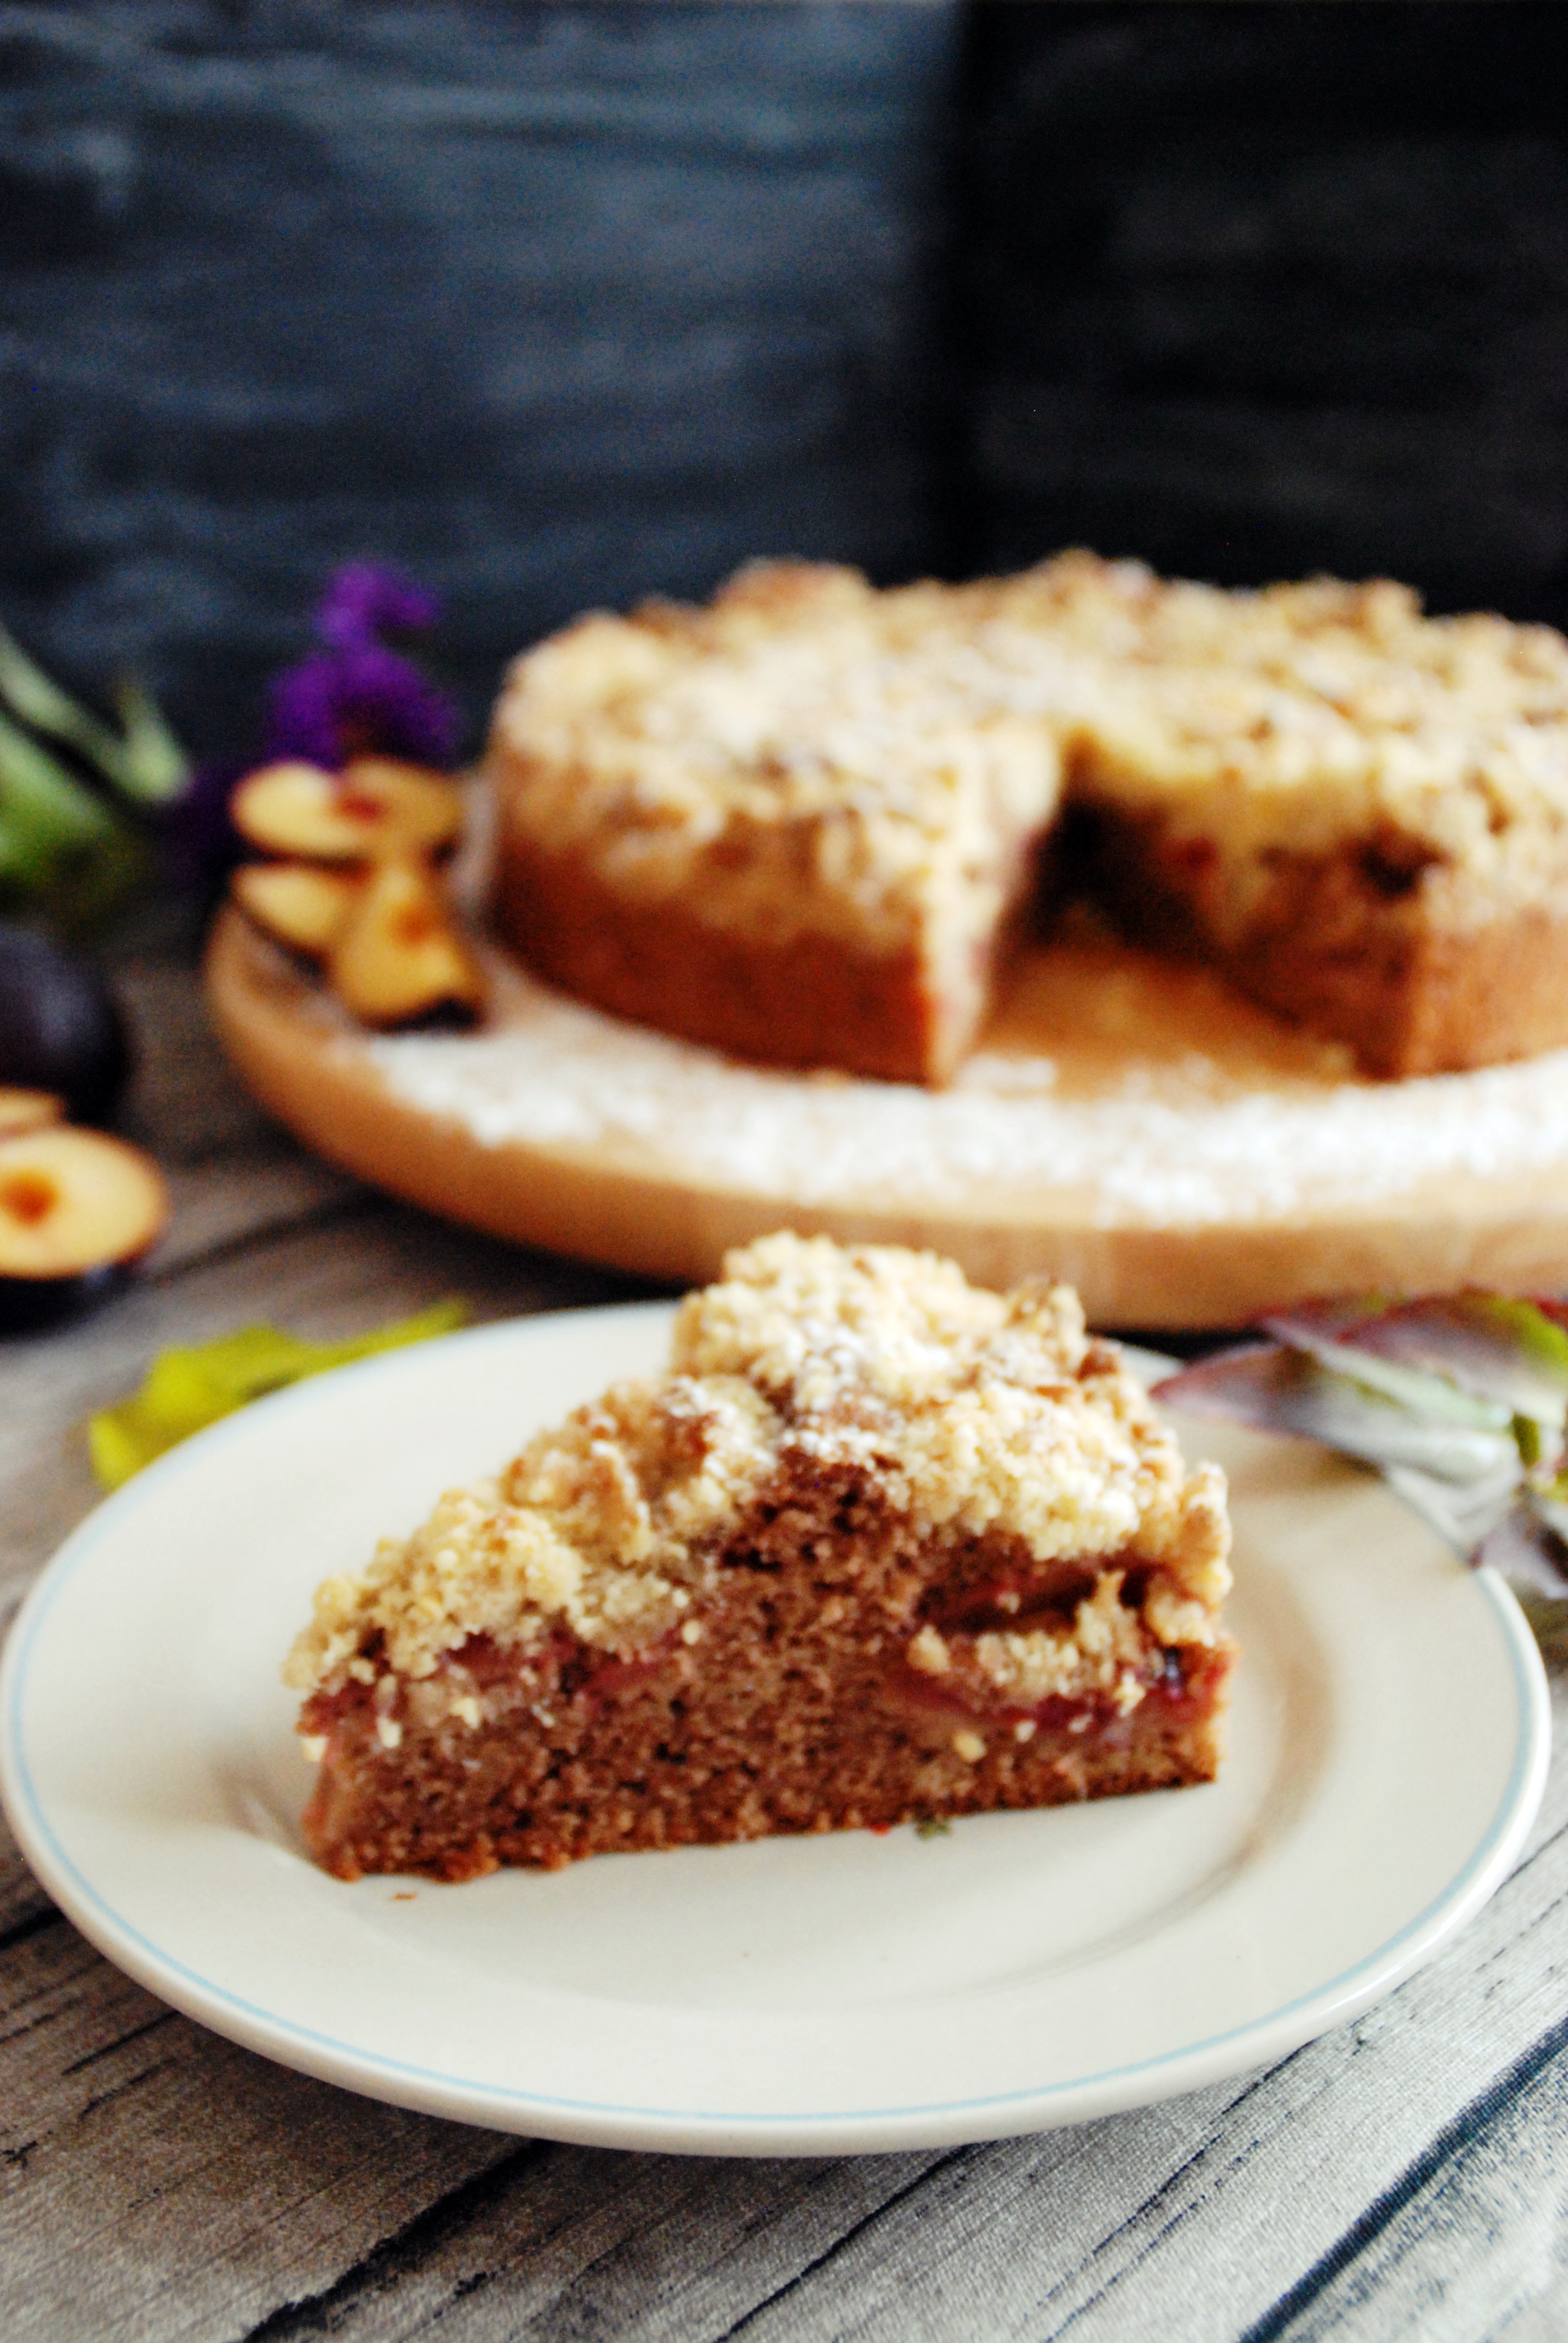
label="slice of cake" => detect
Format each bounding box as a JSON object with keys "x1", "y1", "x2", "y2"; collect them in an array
[
  {"x1": 285, "y1": 1234, "x2": 1235, "y2": 1879},
  {"x1": 488, "y1": 552, "x2": 1568, "y2": 1083}
]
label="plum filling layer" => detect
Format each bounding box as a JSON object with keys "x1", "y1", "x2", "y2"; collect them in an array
[
  {"x1": 901, "y1": 1637, "x2": 1223, "y2": 1715},
  {"x1": 298, "y1": 1625, "x2": 688, "y2": 1757},
  {"x1": 890, "y1": 1555, "x2": 1212, "y2": 1732},
  {"x1": 923, "y1": 1561, "x2": 1106, "y2": 1637},
  {"x1": 301, "y1": 1559, "x2": 1211, "y2": 1760}
]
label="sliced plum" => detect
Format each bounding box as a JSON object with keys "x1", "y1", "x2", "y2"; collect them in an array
[
  {"x1": 0, "y1": 1124, "x2": 169, "y2": 1332},
  {"x1": 327, "y1": 855, "x2": 484, "y2": 1027},
  {"x1": 231, "y1": 759, "x2": 463, "y2": 863}
]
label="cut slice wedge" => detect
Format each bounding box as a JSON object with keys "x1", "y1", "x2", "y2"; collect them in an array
[{"x1": 327, "y1": 856, "x2": 485, "y2": 1027}]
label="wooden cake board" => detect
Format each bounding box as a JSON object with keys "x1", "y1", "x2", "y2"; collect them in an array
[{"x1": 205, "y1": 905, "x2": 1568, "y2": 1330}]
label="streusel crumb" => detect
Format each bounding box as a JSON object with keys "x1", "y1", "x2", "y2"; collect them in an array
[
  {"x1": 491, "y1": 551, "x2": 1568, "y2": 1089},
  {"x1": 286, "y1": 1234, "x2": 1228, "y2": 1710}
]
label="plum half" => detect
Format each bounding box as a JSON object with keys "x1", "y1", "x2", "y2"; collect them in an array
[
  {"x1": 231, "y1": 861, "x2": 364, "y2": 957},
  {"x1": 0, "y1": 1124, "x2": 169, "y2": 1332},
  {"x1": 230, "y1": 759, "x2": 464, "y2": 863},
  {"x1": 223, "y1": 756, "x2": 481, "y2": 1031}
]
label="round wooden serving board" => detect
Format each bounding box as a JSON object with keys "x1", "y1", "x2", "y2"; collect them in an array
[{"x1": 206, "y1": 904, "x2": 1568, "y2": 1329}]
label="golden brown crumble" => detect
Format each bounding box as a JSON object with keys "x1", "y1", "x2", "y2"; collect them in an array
[
  {"x1": 489, "y1": 552, "x2": 1568, "y2": 954},
  {"x1": 488, "y1": 563, "x2": 1067, "y2": 956},
  {"x1": 285, "y1": 1234, "x2": 1230, "y2": 1725}
]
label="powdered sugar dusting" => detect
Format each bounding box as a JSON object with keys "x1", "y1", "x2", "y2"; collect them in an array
[{"x1": 361, "y1": 963, "x2": 1568, "y2": 1230}]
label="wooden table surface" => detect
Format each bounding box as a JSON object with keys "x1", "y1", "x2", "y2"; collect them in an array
[{"x1": 4, "y1": 947, "x2": 1568, "y2": 2343}]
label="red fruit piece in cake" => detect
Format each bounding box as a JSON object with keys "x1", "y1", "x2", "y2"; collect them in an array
[{"x1": 0, "y1": 1125, "x2": 170, "y2": 1330}]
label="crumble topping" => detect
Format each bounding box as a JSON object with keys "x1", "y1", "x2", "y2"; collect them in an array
[
  {"x1": 492, "y1": 564, "x2": 1066, "y2": 953},
  {"x1": 909, "y1": 1565, "x2": 1214, "y2": 1718},
  {"x1": 675, "y1": 1234, "x2": 1229, "y2": 1582},
  {"x1": 285, "y1": 1235, "x2": 1230, "y2": 1712},
  {"x1": 492, "y1": 552, "x2": 1568, "y2": 949},
  {"x1": 285, "y1": 1370, "x2": 778, "y2": 1693}
]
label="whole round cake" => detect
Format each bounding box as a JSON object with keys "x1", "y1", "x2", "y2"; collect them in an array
[{"x1": 486, "y1": 553, "x2": 1568, "y2": 1086}]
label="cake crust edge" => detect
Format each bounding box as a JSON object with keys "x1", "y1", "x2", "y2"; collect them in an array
[{"x1": 494, "y1": 827, "x2": 982, "y2": 1084}]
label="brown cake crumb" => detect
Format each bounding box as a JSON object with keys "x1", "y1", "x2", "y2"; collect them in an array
[{"x1": 287, "y1": 1234, "x2": 1236, "y2": 1879}]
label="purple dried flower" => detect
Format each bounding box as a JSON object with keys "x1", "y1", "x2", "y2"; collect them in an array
[
  {"x1": 316, "y1": 563, "x2": 442, "y2": 653},
  {"x1": 261, "y1": 562, "x2": 460, "y2": 768},
  {"x1": 264, "y1": 643, "x2": 460, "y2": 771}
]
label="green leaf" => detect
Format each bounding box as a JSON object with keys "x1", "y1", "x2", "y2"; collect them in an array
[
  {"x1": 0, "y1": 626, "x2": 190, "y2": 807},
  {"x1": 0, "y1": 706, "x2": 147, "y2": 932},
  {"x1": 88, "y1": 1299, "x2": 470, "y2": 1489},
  {"x1": 1515, "y1": 1412, "x2": 1547, "y2": 1470},
  {"x1": 0, "y1": 706, "x2": 122, "y2": 856},
  {"x1": 0, "y1": 626, "x2": 134, "y2": 788},
  {"x1": 1475, "y1": 1295, "x2": 1568, "y2": 1391},
  {"x1": 1157, "y1": 1343, "x2": 1521, "y2": 1485},
  {"x1": 108, "y1": 676, "x2": 192, "y2": 806},
  {"x1": 1157, "y1": 1295, "x2": 1568, "y2": 1589}
]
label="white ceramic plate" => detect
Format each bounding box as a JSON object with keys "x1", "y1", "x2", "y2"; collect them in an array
[{"x1": 0, "y1": 1307, "x2": 1549, "y2": 2157}]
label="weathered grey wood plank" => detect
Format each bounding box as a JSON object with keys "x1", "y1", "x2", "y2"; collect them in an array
[
  {"x1": 1252, "y1": 2031, "x2": 1568, "y2": 2342},
  {"x1": 0, "y1": 1913, "x2": 515, "y2": 2343},
  {"x1": 0, "y1": 1843, "x2": 51, "y2": 1942},
  {"x1": 115, "y1": 959, "x2": 298, "y2": 1168},
  {"x1": 2, "y1": 1658, "x2": 1565, "y2": 2343},
  {"x1": 1489, "y1": 2243, "x2": 1568, "y2": 2343},
  {"x1": 242, "y1": 2141, "x2": 952, "y2": 2343}
]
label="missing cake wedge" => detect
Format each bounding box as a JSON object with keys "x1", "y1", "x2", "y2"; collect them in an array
[{"x1": 286, "y1": 1235, "x2": 1236, "y2": 1879}]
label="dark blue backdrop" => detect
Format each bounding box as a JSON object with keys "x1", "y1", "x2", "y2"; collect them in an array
[
  {"x1": 0, "y1": 2, "x2": 961, "y2": 752},
  {"x1": 4, "y1": 2, "x2": 1567, "y2": 760},
  {"x1": 959, "y1": 4, "x2": 1568, "y2": 629}
]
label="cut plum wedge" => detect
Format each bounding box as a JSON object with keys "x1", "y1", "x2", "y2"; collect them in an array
[
  {"x1": 231, "y1": 758, "x2": 464, "y2": 863},
  {"x1": 231, "y1": 861, "x2": 365, "y2": 957},
  {"x1": 327, "y1": 855, "x2": 485, "y2": 1027}
]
